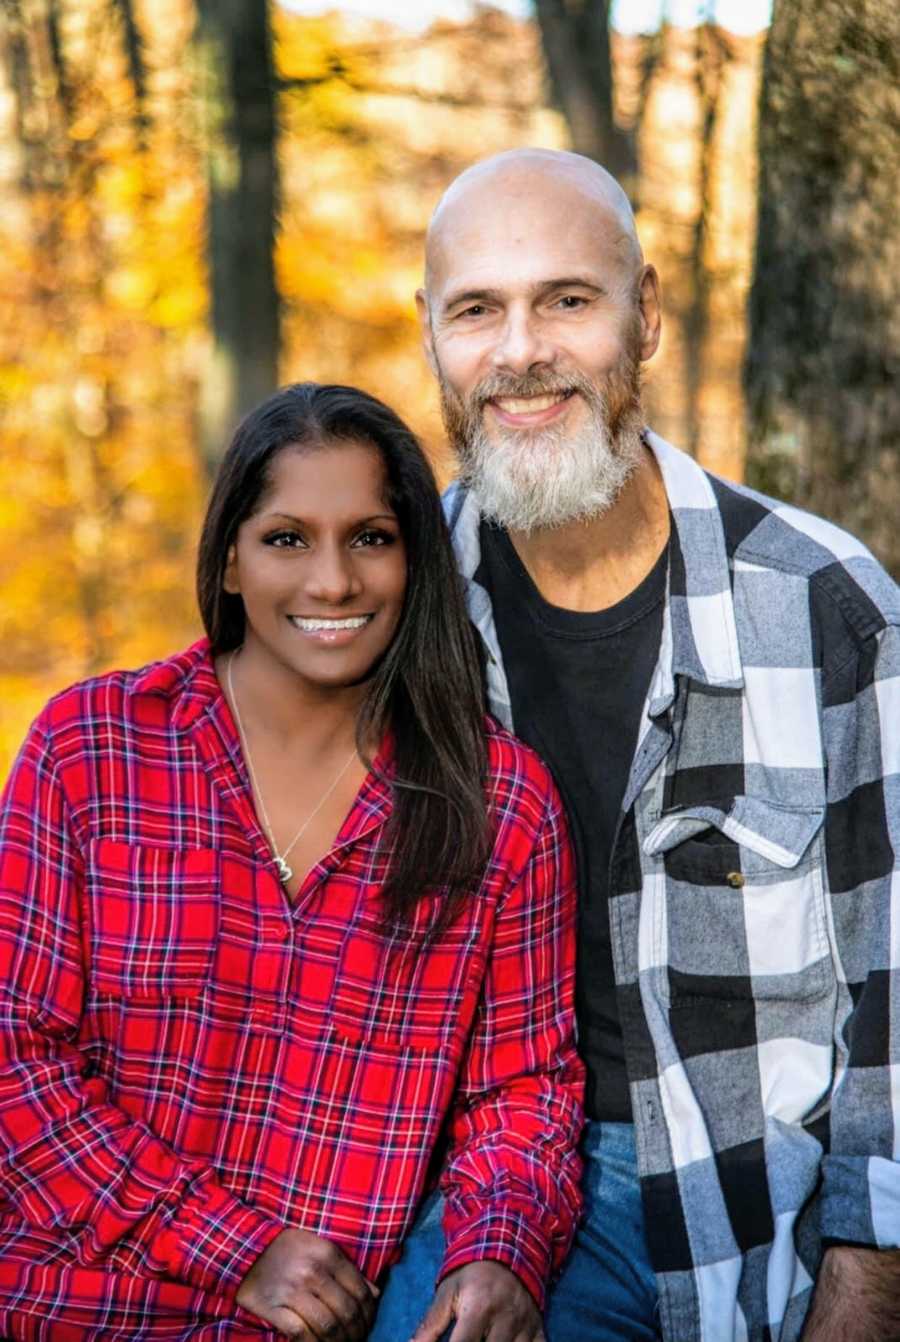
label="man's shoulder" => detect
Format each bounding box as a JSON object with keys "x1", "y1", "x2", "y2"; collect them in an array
[
  {"x1": 702, "y1": 469, "x2": 900, "y2": 640},
  {"x1": 703, "y1": 467, "x2": 878, "y2": 575},
  {"x1": 652, "y1": 433, "x2": 888, "y2": 589}
]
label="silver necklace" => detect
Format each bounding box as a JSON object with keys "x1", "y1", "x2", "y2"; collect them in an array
[{"x1": 226, "y1": 650, "x2": 358, "y2": 885}]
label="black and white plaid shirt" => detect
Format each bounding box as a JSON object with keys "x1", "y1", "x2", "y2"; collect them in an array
[{"x1": 446, "y1": 431, "x2": 900, "y2": 1342}]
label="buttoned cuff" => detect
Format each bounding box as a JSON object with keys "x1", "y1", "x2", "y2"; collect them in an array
[
  {"x1": 149, "y1": 1170, "x2": 285, "y2": 1297},
  {"x1": 439, "y1": 1197, "x2": 557, "y2": 1309}
]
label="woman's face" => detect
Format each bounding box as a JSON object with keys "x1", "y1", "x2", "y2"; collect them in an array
[{"x1": 223, "y1": 438, "x2": 407, "y2": 694}]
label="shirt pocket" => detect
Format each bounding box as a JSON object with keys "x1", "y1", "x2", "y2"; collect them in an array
[
  {"x1": 85, "y1": 840, "x2": 220, "y2": 1000},
  {"x1": 328, "y1": 904, "x2": 481, "y2": 1057},
  {"x1": 643, "y1": 797, "x2": 831, "y2": 1004}
]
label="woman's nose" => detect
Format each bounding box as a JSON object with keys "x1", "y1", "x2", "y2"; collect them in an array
[{"x1": 302, "y1": 543, "x2": 362, "y2": 603}]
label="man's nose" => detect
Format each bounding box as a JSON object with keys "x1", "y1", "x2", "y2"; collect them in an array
[
  {"x1": 303, "y1": 543, "x2": 362, "y2": 604},
  {"x1": 490, "y1": 309, "x2": 553, "y2": 375}
]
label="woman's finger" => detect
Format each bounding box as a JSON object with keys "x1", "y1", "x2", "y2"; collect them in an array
[
  {"x1": 308, "y1": 1271, "x2": 373, "y2": 1342},
  {"x1": 282, "y1": 1290, "x2": 348, "y2": 1342},
  {"x1": 329, "y1": 1254, "x2": 380, "y2": 1318},
  {"x1": 411, "y1": 1286, "x2": 456, "y2": 1342},
  {"x1": 261, "y1": 1304, "x2": 313, "y2": 1340}
]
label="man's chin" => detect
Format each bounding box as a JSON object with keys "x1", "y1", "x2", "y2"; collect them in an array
[
  {"x1": 471, "y1": 491, "x2": 621, "y2": 536},
  {"x1": 461, "y1": 420, "x2": 646, "y2": 533}
]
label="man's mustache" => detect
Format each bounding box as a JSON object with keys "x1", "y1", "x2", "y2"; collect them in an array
[{"x1": 467, "y1": 370, "x2": 596, "y2": 409}]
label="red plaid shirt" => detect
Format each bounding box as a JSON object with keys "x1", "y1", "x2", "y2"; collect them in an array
[{"x1": 0, "y1": 642, "x2": 583, "y2": 1340}]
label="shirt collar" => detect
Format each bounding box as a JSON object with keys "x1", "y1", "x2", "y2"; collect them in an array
[
  {"x1": 130, "y1": 638, "x2": 219, "y2": 731},
  {"x1": 445, "y1": 431, "x2": 744, "y2": 721},
  {"x1": 135, "y1": 640, "x2": 394, "y2": 844},
  {"x1": 645, "y1": 430, "x2": 743, "y2": 700}
]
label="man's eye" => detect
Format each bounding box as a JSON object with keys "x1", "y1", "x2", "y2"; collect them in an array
[
  {"x1": 556, "y1": 295, "x2": 586, "y2": 310},
  {"x1": 457, "y1": 305, "x2": 487, "y2": 319}
]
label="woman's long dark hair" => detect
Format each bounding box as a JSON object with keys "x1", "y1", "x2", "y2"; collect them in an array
[{"x1": 197, "y1": 383, "x2": 489, "y2": 929}]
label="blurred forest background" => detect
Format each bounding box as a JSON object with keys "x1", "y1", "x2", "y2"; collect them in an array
[{"x1": 0, "y1": 0, "x2": 897, "y2": 772}]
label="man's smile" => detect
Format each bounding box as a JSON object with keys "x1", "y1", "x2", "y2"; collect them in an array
[{"x1": 488, "y1": 389, "x2": 576, "y2": 427}]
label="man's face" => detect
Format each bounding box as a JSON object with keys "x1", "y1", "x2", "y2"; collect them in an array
[{"x1": 419, "y1": 172, "x2": 659, "y2": 531}]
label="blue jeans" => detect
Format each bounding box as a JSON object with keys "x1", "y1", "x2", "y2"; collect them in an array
[{"x1": 370, "y1": 1121, "x2": 660, "y2": 1341}]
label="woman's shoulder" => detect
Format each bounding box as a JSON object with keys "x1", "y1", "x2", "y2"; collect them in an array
[
  {"x1": 34, "y1": 640, "x2": 213, "y2": 741},
  {"x1": 482, "y1": 714, "x2": 565, "y2": 828}
]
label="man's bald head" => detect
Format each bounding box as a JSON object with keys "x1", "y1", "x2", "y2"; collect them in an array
[{"x1": 424, "y1": 148, "x2": 643, "y2": 295}]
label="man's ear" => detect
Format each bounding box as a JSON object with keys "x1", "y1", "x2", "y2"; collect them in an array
[
  {"x1": 415, "y1": 288, "x2": 438, "y2": 376},
  {"x1": 637, "y1": 265, "x2": 662, "y2": 362},
  {"x1": 222, "y1": 544, "x2": 239, "y2": 595}
]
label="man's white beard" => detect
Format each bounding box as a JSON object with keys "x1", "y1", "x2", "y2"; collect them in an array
[{"x1": 457, "y1": 399, "x2": 645, "y2": 534}]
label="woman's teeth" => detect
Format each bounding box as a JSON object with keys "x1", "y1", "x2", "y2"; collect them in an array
[{"x1": 289, "y1": 616, "x2": 371, "y2": 632}]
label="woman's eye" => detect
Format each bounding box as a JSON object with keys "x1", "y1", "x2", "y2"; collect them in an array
[
  {"x1": 265, "y1": 530, "x2": 305, "y2": 548},
  {"x1": 354, "y1": 529, "x2": 395, "y2": 548}
]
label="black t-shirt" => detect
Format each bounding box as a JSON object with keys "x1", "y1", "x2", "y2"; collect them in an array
[{"x1": 476, "y1": 522, "x2": 666, "y2": 1121}]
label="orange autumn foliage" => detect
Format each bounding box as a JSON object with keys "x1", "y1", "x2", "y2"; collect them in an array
[{"x1": 0, "y1": 2, "x2": 763, "y2": 775}]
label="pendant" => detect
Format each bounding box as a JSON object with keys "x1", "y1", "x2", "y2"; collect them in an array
[{"x1": 274, "y1": 856, "x2": 293, "y2": 884}]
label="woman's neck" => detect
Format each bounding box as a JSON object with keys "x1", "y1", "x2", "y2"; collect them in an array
[{"x1": 219, "y1": 644, "x2": 365, "y2": 758}]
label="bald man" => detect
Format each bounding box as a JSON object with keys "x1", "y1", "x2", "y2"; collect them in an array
[{"x1": 369, "y1": 151, "x2": 900, "y2": 1342}]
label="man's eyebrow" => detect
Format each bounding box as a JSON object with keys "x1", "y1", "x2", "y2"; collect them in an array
[
  {"x1": 441, "y1": 286, "x2": 505, "y2": 311},
  {"x1": 541, "y1": 276, "x2": 608, "y2": 295},
  {"x1": 440, "y1": 277, "x2": 608, "y2": 310}
]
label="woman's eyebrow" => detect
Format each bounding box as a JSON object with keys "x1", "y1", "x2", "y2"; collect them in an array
[{"x1": 260, "y1": 511, "x2": 399, "y2": 524}]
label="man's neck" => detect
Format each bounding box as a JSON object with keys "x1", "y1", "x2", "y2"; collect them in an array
[{"x1": 507, "y1": 446, "x2": 670, "y2": 611}]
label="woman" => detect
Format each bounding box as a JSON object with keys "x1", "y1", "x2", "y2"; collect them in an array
[{"x1": 0, "y1": 384, "x2": 583, "y2": 1341}]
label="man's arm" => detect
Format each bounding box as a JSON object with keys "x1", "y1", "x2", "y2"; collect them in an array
[
  {"x1": 802, "y1": 1246, "x2": 900, "y2": 1341},
  {"x1": 810, "y1": 618, "x2": 900, "y2": 1336}
]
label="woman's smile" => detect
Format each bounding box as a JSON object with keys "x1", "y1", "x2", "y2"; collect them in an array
[
  {"x1": 287, "y1": 612, "x2": 376, "y2": 643},
  {"x1": 223, "y1": 438, "x2": 407, "y2": 696}
]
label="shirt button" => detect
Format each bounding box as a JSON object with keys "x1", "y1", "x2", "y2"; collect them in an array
[
  {"x1": 726, "y1": 871, "x2": 745, "y2": 889},
  {"x1": 272, "y1": 924, "x2": 290, "y2": 942}
]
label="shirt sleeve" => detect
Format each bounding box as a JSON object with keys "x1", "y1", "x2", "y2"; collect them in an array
[
  {"x1": 0, "y1": 716, "x2": 284, "y2": 1297},
  {"x1": 817, "y1": 621, "x2": 900, "y2": 1249},
  {"x1": 437, "y1": 772, "x2": 585, "y2": 1308}
]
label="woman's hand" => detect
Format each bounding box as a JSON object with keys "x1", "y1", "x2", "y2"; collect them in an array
[
  {"x1": 235, "y1": 1228, "x2": 378, "y2": 1341},
  {"x1": 411, "y1": 1261, "x2": 545, "y2": 1342}
]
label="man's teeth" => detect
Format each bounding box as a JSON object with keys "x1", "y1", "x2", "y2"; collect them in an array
[
  {"x1": 290, "y1": 616, "x2": 371, "y2": 631},
  {"x1": 495, "y1": 393, "x2": 569, "y2": 414}
]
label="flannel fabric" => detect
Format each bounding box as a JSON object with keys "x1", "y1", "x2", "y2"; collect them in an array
[
  {"x1": 447, "y1": 431, "x2": 900, "y2": 1342},
  {"x1": 0, "y1": 644, "x2": 584, "y2": 1339}
]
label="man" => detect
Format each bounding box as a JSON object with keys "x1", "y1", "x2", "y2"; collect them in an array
[{"x1": 370, "y1": 148, "x2": 900, "y2": 1342}]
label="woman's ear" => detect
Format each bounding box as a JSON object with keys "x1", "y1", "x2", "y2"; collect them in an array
[{"x1": 222, "y1": 543, "x2": 239, "y2": 595}]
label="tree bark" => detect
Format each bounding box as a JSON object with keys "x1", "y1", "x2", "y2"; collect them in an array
[
  {"x1": 194, "y1": 0, "x2": 280, "y2": 472},
  {"x1": 533, "y1": 0, "x2": 635, "y2": 194},
  {"x1": 684, "y1": 23, "x2": 730, "y2": 458},
  {"x1": 112, "y1": 0, "x2": 148, "y2": 145},
  {"x1": 745, "y1": 0, "x2": 900, "y2": 575}
]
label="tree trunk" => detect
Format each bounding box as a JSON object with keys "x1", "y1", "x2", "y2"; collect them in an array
[
  {"x1": 745, "y1": 0, "x2": 900, "y2": 575},
  {"x1": 112, "y1": 0, "x2": 148, "y2": 145},
  {"x1": 194, "y1": 0, "x2": 280, "y2": 472},
  {"x1": 534, "y1": 0, "x2": 636, "y2": 195},
  {"x1": 684, "y1": 23, "x2": 728, "y2": 458}
]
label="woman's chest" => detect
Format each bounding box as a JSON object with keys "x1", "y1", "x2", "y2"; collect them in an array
[{"x1": 82, "y1": 830, "x2": 494, "y2": 1055}]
